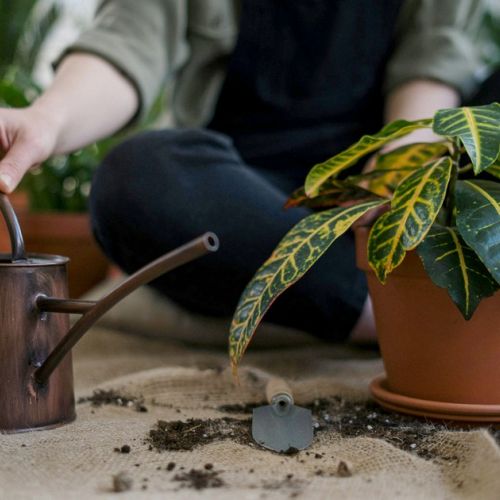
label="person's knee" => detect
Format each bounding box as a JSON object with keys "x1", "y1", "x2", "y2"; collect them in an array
[{"x1": 89, "y1": 127, "x2": 238, "y2": 261}]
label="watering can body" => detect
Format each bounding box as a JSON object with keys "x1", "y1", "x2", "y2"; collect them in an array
[
  {"x1": 0, "y1": 194, "x2": 218, "y2": 433},
  {"x1": 0, "y1": 256, "x2": 75, "y2": 432}
]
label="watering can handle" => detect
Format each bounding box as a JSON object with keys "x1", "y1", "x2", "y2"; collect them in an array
[
  {"x1": 34, "y1": 231, "x2": 219, "y2": 385},
  {"x1": 0, "y1": 194, "x2": 27, "y2": 262}
]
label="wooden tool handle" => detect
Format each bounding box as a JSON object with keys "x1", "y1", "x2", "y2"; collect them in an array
[{"x1": 266, "y1": 377, "x2": 294, "y2": 405}]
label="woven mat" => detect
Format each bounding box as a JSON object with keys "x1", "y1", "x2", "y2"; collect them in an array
[{"x1": 1, "y1": 285, "x2": 500, "y2": 499}]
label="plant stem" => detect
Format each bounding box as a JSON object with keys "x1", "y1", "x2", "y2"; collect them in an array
[{"x1": 458, "y1": 163, "x2": 473, "y2": 175}]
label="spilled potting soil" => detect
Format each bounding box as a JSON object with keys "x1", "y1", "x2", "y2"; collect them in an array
[
  {"x1": 147, "y1": 417, "x2": 252, "y2": 452},
  {"x1": 143, "y1": 397, "x2": 456, "y2": 459},
  {"x1": 87, "y1": 386, "x2": 500, "y2": 461},
  {"x1": 78, "y1": 389, "x2": 148, "y2": 412}
]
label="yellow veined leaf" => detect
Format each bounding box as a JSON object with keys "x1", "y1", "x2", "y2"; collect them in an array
[
  {"x1": 368, "y1": 157, "x2": 453, "y2": 283},
  {"x1": 304, "y1": 119, "x2": 432, "y2": 197},
  {"x1": 417, "y1": 225, "x2": 499, "y2": 319},
  {"x1": 285, "y1": 179, "x2": 381, "y2": 210},
  {"x1": 229, "y1": 199, "x2": 388, "y2": 372},
  {"x1": 369, "y1": 142, "x2": 449, "y2": 196},
  {"x1": 456, "y1": 179, "x2": 500, "y2": 284},
  {"x1": 433, "y1": 103, "x2": 500, "y2": 174}
]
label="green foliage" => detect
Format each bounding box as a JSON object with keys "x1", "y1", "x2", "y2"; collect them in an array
[
  {"x1": 286, "y1": 179, "x2": 381, "y2": 210},
  {"x1": 304, "y1": 119, "x2": 432, "y2": 197},
  {"x1": 369, "y1": 142, "x2": 449, "y2": 196},
  {"x1": 417, "y1": 225, "x2": 499, "y2": 319},
  {"x1": 455, "y1": 180, "x2": 500, "y2": 284},
  {"x1": 229, "y1": 200, "x2": 387, "y2": 370},
  {"x1": 433, "y1": 104, "x2": 500, "y2": 174},
  {"x1": 230, "y1": 102, "x2": 500, "y2": 370},
  {"x1": 368, "y1": 157, "x2": 452, "y2": 283},
  {"x1": 0, "y1": 0, "x2": 39, "y2": 75}
]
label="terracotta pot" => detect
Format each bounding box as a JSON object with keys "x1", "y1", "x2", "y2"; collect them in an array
[
  {"x1": 16, "y1": 211, "x2": 110, "y2": 297},
  {"x1": 355, "y1": 227, "x2": 500, "y2": 421}
]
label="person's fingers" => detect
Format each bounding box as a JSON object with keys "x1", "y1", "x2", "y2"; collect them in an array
[{"x1": 0, "y1": 138, "x2": 42, "y2": 193}]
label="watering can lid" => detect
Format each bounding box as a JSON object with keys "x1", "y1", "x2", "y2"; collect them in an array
[{"x1": 0, "y1": 253, "x2": 69, "y2": 267}]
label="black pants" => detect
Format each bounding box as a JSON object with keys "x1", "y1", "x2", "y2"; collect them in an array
[
  {"x1": 90, "y1": 128, "x2": 367, "y2": 342},
  {"x1": 89, "y1": 69, "x2": 500, "y2": 342}
]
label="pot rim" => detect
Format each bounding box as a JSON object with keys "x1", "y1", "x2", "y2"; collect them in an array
[{"x1": 0, "y1": 253, "x2": 69, "y2": 267}]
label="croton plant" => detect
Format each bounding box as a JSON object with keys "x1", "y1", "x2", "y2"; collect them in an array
[{"x1": 229, "y1": 102, "x2": 500, "y2": 372}]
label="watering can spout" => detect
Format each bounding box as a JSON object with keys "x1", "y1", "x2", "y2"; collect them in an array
[{"x1": 33, "y1": 232, "x2": 219, "y2": 385}]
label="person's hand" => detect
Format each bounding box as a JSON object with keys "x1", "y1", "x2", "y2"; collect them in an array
[{"x1": 0, "y1": 106, "x2": 60, "y2": 193}]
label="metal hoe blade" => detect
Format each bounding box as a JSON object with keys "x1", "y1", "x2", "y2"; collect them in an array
[{"x1": 252, "y1": 394, "x2": 313, "y2": 452}]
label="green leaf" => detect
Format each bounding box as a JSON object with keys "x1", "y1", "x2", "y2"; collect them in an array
[
  {"x1": 368, "y1": 157, "x2": 453, "y2": 282},
  {"x1": 229, "y1": 200, "x2": 388, "y2": 370},
  {"x1": 456, "y1": 179, "x2": 500, "y2": 283},
  {"x1": 417, "y1": 225, "x2": 499, "y2": 319},
  {"x1": 433, "y1": 103, "x2": 500, "y2": 174},
  {"x1": 370, "y1": 142, "x2": 449, "y2": 196},
  {"x1": 285, "y1": 179, "x2": 381, "y2": 210},
  {"x1": 304, "y1": 119, "x2": 432, "y2": 197}
]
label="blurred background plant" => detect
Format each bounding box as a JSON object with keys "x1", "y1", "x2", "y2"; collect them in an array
[{"x1": 0, "y1": 0, "x2": 165, "y2": 212}]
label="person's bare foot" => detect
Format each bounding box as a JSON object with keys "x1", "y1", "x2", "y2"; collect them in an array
[{"x1": 350, "y1": 295, "x2": 378, "y2": 344}]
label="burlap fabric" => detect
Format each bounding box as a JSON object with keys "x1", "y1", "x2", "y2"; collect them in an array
[{"x1": 1, "y1": 283, "x2": 500, "y2": 499}]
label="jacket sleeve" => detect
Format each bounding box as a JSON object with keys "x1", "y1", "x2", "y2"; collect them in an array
[
  {"x1": 55, "y1": 0, "x2": 189, "y2": 119},
  {"x1": 385, "y1": 0, "x2": 488, "y2": 99}
]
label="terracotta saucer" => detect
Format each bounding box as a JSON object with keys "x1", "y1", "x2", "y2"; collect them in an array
[{"x1": 370, "y1": 375, "x2": 500, "y2": 423}]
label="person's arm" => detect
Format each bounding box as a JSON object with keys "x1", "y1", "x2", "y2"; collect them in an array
[
  {"x1": 384, "y1": 78, "x2": 460, "y2": 146},
  {"x1": 0, "y1": 53, "x2": 138, "y2": 193},
  {"x1": 0, "y1": 0, "x2": 188, "y2": 194},
  {"x1": 385, "y1": 0, "x2": 487, "y2": 102}
]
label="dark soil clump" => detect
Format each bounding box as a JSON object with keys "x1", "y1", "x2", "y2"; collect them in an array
[
  {"x1": 281, "y1": 447, "x2": 300, "y2": 456},
  {"x1": 216, "y1": 402, "x2": 264, "y2": 414},
  {"x1": 147, "y1": 417, "x2": 252, "y2": 452},
  {"x1": 112, "y1": 472, "x2": 133, "y2": 492},
  {"x1": 78, "y1": 389, "x2": 148, "y2": 413},
  {"x1": 172, "y1": 468, "x2": 225, "y2": 490},
  {"x1": 114, "y1": 445, "x2": 131, "y2": 454}
]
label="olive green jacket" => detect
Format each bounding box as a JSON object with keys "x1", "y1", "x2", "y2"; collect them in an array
[{"x1": 60, "y1": 0, "x2": 489, "y2": 126}]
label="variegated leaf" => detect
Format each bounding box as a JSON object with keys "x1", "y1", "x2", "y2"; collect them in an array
[
  {"x1": 456, "y1": 179, "x2": 500, "y2": 283},
  {"x1": 285, "y1": 179, "x2": 381, "y2": 210},
  {"x1": 368, "y1": 157, "x2": 453, "y2": 283},
  {"x1": 417, "y1": 225, "x2": 499, "y2": 319},
  {"x1": 344, "y1": 168, "x2": 417, "y2": 186},
  {"x1": 304, "y1": 119, "x2": 432, "y2": 197},
  {"x1": 229, "y1": 200, "x2": 388, "y2": 370},
  {"x1": 433, "y1": 103, "x2": 500, "y2": 174},
  {"x1": 370, "y1": 142, "x2": 449, "y2": 196}
]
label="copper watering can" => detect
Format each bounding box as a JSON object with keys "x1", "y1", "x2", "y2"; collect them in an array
[{"x1": 0, "y1": 194, "x2": 219, "y2": 433}]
